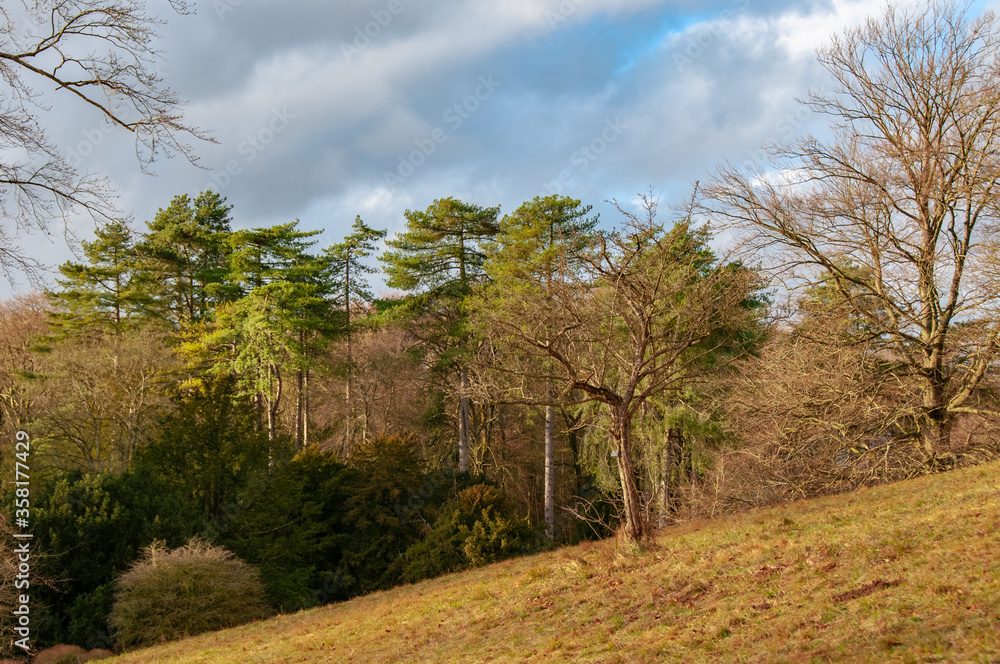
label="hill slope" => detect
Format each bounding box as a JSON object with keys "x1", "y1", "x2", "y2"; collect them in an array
[{"x1": 109, "y1": 461, "x2": 1000, "y2": 663}]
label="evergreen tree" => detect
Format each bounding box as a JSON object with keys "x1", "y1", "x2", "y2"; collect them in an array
[
  {"x1": 481, "y1": 195, "x2": 597, "y2": 539},
  {"x1": 140, "y1": 191, "x2": 234, "y2": 326},
  {"x1": 380, "y1": 198, "x2": 501, "y2": 472},
  {"x1": 324, "y1": 216, "x2": 387, "y2": 445},
  {"x1": 227, "y1": 221, "x2": 322, "y2": 294},
  {"x1": 49, "y1": 221, "x2": 150, "y2": 333},
  {"x1": 201, "y1": 221, "x2": 328, "y2": 443}
]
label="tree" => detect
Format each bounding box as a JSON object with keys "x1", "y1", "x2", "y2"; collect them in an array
[
  {"x1": 381, "y1": 197, "x2": 501, "y2": 472},
  {"x1": 475, "y1": 195, "x2": 761, "y2": 540},
  {"x1": 206, "y1": 283, "x2": 315, "y2": 442},
  {"x1": 702, "y1": 0, "x2": 1000, "y2": 461},
  {"x1": 226, "y1": 222, "x2": 323, "y2": 294},
  {"x1": 200, "y1": 221, "x2": 327, "y2": 443},
  {"x1": 136, "y1": 375, "x2": 271, "y2": 522},
  {"x1": 49, "y1": 220, "x2": 150, "y2": 332},
  {"x1": 0, "y1": 295, "x2": 48, "y2": 436},
  {"x1": 25, "y1": 324, "x2": 178, "y2": 475},
  {"x1": 722, "y1": 332, "x2": 916, "y2": 507},
  {"x1": 140, "y1": 191, "x2": 234, "y2": 326},
  {"x1": 0, "y1": 0, "x2": 207, "y2": 284},
  {"x1": 324, "y1": 216, "x2": 387, "y2": 444},
  {"x1": 480, "y1": 195, "x2": 597, "y2": 540}
]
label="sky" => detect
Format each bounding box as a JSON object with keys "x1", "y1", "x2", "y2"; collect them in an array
[{"x1": 5, "y1": 0, "x2": 996, "y2": 297}]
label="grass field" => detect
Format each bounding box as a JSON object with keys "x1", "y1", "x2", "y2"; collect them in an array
[{"x1": 107, "y1": 461, "x2": 1000, "y2": 663}]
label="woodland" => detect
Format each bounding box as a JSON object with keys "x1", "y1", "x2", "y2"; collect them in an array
[{"x1": 3, "y1": 0, "x2": 1000, "y2": 656}]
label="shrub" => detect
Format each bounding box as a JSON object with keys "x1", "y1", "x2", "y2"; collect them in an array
[
  {"x1": 109, "y1": 538, "x2": 271, "y2": 650},
  {"x1": 218, "y1": 446, "x2": 358, "y2": 611},
  {"x1": 398, "y1": 484, "x2": 539, "y2": 582},
  {"x1": 30, "y1": 467, "x2": 195, "y2": 648}
]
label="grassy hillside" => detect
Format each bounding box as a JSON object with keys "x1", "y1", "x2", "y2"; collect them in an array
[{"x1": 109, "y1": 461, "x2": 1000, "y2": 663}]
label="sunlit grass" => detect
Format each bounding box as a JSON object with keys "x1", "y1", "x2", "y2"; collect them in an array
[{"x1": 109, "y1": 461, "x2": 1000, "y2": 663}]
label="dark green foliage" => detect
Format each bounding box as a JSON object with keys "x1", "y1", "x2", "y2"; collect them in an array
[
  {"x1": 341, "y1": 434, "x2": 426, "y2": 592},
  {"x1": 216, "y1": 447, "x2": 357, "y2": 610},
  {"x1": 135, "y1": 376, "x2": 272, "y2": 521},
  {"x1": 30, "y1": 468, "x2": 196, "y2": 648},
  {"x1": 382, "y1": 197, "x2": 501, "y2": 295},
  {"x1": 226, "y1": 221, "x2": 322, "y2": 293},
  {"x1": 397, "y1": 484, "x2": 540, "y2": 583},
  {"x1": 64, "y1": 585, "x2": 115, "y2": 650},
  {"x1": 109, "y1": 539, "x2": 272, "y2": 650}
]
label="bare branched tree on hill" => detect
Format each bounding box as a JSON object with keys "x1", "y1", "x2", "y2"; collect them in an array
[
  {"x1": 0, "y1": 0, "x2": 208, "y2": 284},
  {"x1": 475, "y1": 195, "x2": 762, "y2": 541},
  {"x1": 702, "y1": 0, "x2": 1000, "y2": 462}
]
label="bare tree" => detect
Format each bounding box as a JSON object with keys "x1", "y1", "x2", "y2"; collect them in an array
[
  {"x1": 0, "y1": 294, "x2": 48, "y2": 434},
  {"x1": 703, "y1": 0, "x2": 1000, "y2": 461},
  {"x1": 24, "y1": 323, "x2": 178, "y2": 474},
  {"x1": 721, "y1": 333, "x2": 917, "y2": 507},
  {"x1": 0, "y1": 0, "x2": 208, "y2": 283},
  {"x1": 475, "y1": 194, "x2": 761, "y2": 540}
]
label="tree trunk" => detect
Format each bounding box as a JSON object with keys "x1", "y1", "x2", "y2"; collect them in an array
[
  {"x1": 613, "y1": 408, "x2": 645, "y2": 541},
  {"x1": 303, "y1": 367, "x2": 310, "y2": 448},
  {"x1": 266, "y1": 365, "x2": 282, "y2": 442},
  {"x1": 544, "y1": 394, "x2": 555, "y2": 540},
  {"x1": 266, "y1": 399, "x2": 276, "y2": 442},
  {"x1": 253, "y1": 392, "x2": 263, "y2": 432},
  {"x1": 345, "y1": 269, "x2": 354, "y2": 445},
  {"x1": 562, "y1": 408, "x2": 584, "y2": 497},
  {"x1": 458, "y1": 365, "x2": 471, "y2": 472},
  {"x1": 921, "y1": 370, "x2": 947, "y2": 461},
  {"x1": 294, "y1": 367, "x2": 304, "y2": 450}
]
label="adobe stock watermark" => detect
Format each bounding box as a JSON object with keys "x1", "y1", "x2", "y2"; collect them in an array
[
  {"x1": 203, "y1": 107, "x2": 295, "y2": 193},
  {"x1": 546, "y1": 0, "x2": 586, "y2": 29},
  {"x1": 384, "y1": 75, "x2": 502, "y2": 189},
  {"x1": 739, "y1": 88, "x2": 826, "y2": 171},
  {"x1": 64, "y1": 64, "x2": 169, "y2": 169},
  {"x1": 213, "y1": 0, "x2": 244, "y2": 21},
  {"x1": 673, "y1": 0, "x2": 750, "y2": 72},
  {"x1": 543, "y1": 116, "x2": 627, "y2": 195},
  {"x1": 12, "y1": 430, "x2": 32, "y2": 653},
  {"x1": 65, "y1": 116, "x2": 126, "y2": 169},
  {"x1": 341, "y1": 0, "x2": 413, "y2": 62}
]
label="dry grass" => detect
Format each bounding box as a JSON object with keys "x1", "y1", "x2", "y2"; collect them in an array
[{"x1": 107, "y1": 461, "x2": 1000, "y2": 663}]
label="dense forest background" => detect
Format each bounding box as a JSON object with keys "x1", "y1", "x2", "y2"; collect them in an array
[{"x1": 4, "y1": 0, "x2": 1000, "y2": 657}]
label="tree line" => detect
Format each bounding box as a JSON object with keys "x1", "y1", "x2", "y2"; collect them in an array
[{"x1": 4, "y1": 0, "x2": 1000, "y2": 655}]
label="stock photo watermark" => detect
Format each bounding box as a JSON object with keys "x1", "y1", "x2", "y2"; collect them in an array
[
  {"x1": 546, "y1": 0, "x2": 586, "y2": 29},
  {"x1": 11, "y1": 430, "x2": 32, "y2": 652},
  {"x1": 203, "y1": 106, "x2": 296, "y2": 192},
  {"x1": 384, "y1": 75, "x2": 502, "y2": 189},
  {"x1": 213, "y1": 0, "x2": 244, "y2": 20},
  {"x1": 543, "y1": 116, "x2": 627, "y2": 195},
  {"x1": 673, "y1": 0, "x2": 750, "y2": 72},
  {"x1": 341, "y1": 0, "x2": 414, "y2": 62},
  {"x1": 63, "y1": 64, "x2": 169, "y2": 169},
  {"x1": 739, "y1": 87, "x2": 826, "y2": 170}
]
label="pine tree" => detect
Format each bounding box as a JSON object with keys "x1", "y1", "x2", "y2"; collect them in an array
[
  {"x1": 381, "y1": 198, "x2": 501, "y2": 472},
  {"x1": 140, "y1": 191, "x2": 234, "y2": 326},
  {"x1": 201, "y1": 221, "x2": 327, "y2": 444},
  {"x1": 49, "y1": 221, "x2": 150, "y2": 333},
  {"x1": 324, "y1": 216, "x2": 387, "y2": 446}
]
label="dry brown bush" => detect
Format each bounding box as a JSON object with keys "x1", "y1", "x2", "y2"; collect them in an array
[{"x1": 681, "y1": 334, "x2": 1000, "y2": 519}]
